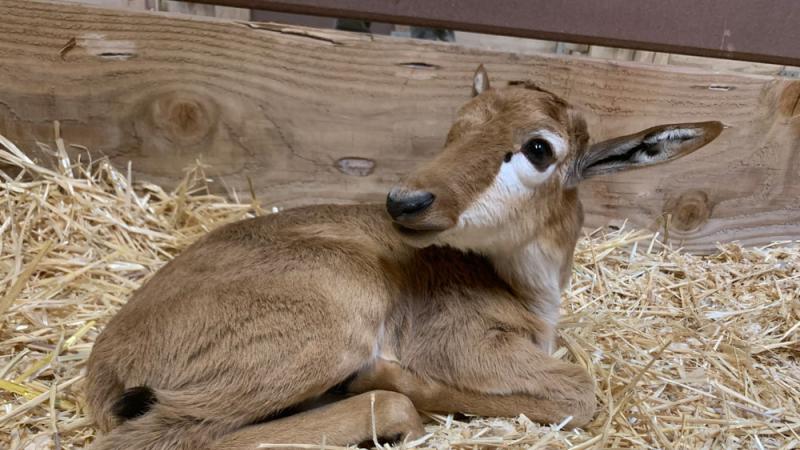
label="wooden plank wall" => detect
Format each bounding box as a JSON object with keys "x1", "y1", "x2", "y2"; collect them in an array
[{"x1": 1, "y1": 0, "x2": 799, "y2": 253}]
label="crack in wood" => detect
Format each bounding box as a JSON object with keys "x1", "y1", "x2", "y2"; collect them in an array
[
  {"x1": 243, "y1": 22, "x2": 341, "y2": 45},
  {"x1": 396, "y1": 62, "x2": 440, "y2": 70},
  {"x1": 98, "y1": 52, "x2": 136, "y2": 60}
]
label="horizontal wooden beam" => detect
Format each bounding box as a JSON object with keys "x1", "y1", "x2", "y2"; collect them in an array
[
  {"x1": 1, "y1": 0, "x2": 800, "y2": 253},
  {"x1": 190, "y1": 0, "x2": 800, "y2": 66}
]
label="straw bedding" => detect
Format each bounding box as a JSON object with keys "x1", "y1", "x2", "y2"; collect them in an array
[{"x1": 1, "y1": 131, "x2": 799, "y2": 450}]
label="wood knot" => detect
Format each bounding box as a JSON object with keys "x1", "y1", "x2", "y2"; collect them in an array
[
  {"x1": 335, "y1": 157, "x2": 375, "y2": 177},
  {"x1": 663, "y1": 190, "x2": 712, "y2": 232},
  {"x1": 149, "y1": 92, "x2": 218, "y2": 146}
]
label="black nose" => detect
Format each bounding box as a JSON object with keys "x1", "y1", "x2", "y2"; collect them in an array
[{"x1": 386, "y1": 190, "x2": 435, "y2": 220}]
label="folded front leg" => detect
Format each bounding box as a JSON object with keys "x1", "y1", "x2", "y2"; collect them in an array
[{"x1": 350, "y1": 330, "x2": 596, "y2": 428}]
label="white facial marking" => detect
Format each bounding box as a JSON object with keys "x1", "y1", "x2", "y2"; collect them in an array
[
  {"x1": 441, "y1": 131, "x2": 566, "y2": 251},
  {"x1": 457, "y1": 152, "x2": 554, "y2": 230},
  {"x1": 534, "y1": 130, "x2": 568, "y2": 158},
  {"x1": 509, "y1": 151, "x2": 557, "y2": 188}
]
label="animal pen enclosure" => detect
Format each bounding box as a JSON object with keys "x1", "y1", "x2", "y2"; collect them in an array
[{"x1": 1, "y1": 0, "x2": 800, "y2": 448}]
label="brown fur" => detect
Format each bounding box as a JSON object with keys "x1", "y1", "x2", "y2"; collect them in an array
[{"x1": 86, "y1": 66, "x2": 722, "y2": 450}]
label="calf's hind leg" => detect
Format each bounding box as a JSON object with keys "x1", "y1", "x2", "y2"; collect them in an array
[{"x1": 212, "y1": 391, "x2": 425, "y2": 450}]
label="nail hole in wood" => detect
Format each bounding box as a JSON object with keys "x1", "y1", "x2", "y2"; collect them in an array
[
  {"x1": 335, "y1": 157, "x2": 376, "y2": 177},
  {"x1": 691, "y1": 84, "x2": 735, "y2": 92}
]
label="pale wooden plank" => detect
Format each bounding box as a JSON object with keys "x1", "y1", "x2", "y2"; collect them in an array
[
  {"x1": 667, "y1": 53, "x2": 789, "y2": 76},
  {"x1": 166, "y1": 0, "x2": 252, "y2": 19},
  {"x1": 1, "y1": 0, "x2": 798, "y2": 253},
  {"x1": 212, "y1": 5, "x2": 250, "y2": 20},
  {"x1": 454, "y1": 32, "x2": 557, "y2": 55},
  {"x1": 164, "y1": 1, "x2": 213, "y2": 16},
  {"x1": 63, "y1": 0, "x2": 250, "y2": 19},
  {"x1": 587, "y1": 46, "x2": 635, "y2": 61},
  {"x1": 632, "y1": 51, "x2": 671, "y2": 65},
  {"x1": 61, "y1": 0, "x2": 150, "y2": 8}
]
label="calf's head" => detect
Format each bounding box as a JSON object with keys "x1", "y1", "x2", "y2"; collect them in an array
[{"x1": 387, "y1": 65, "x2": 722, "y2": 252}]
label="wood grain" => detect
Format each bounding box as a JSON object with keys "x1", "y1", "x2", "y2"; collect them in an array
[{"x1": 1, "y1": 0, "x2": 799, "y2": 252}]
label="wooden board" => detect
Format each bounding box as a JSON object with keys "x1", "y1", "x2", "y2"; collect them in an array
[
  {"x1": 189, "y1": 0, "x2": 800, "y2": 66},
  {"x1": 164, "y1": 1, "x2": 250, "y2": 20},
  {"x1": 1, "y1": 0, "x2": 799, "y2": 253},
  {"x1": 62, "y1": 0, "x2": 251, "y2": 20},
  {"x1": 62, "y1": 0, "x2": 151, "y2": 8}
]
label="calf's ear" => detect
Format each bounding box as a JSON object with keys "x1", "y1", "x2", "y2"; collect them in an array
[
  {"x1": 472, "y1": 64, "x2": 491, "y2": 97},
  {"x1": 566, "y1": 121, "x2": 723, "y2": 187}
]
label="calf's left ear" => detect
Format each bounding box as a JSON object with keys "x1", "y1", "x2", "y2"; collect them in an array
[
  {"x1": 472, "y1": 64, "x2": 490, "y2": 97},
  {"x1": 567, "y1": 121, "x2": 723, "y2": 187}
]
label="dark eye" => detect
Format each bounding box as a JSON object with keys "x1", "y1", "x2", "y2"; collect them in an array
[{"x1": 521, "y1": 138, "x2": 555, "y2": 170}]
